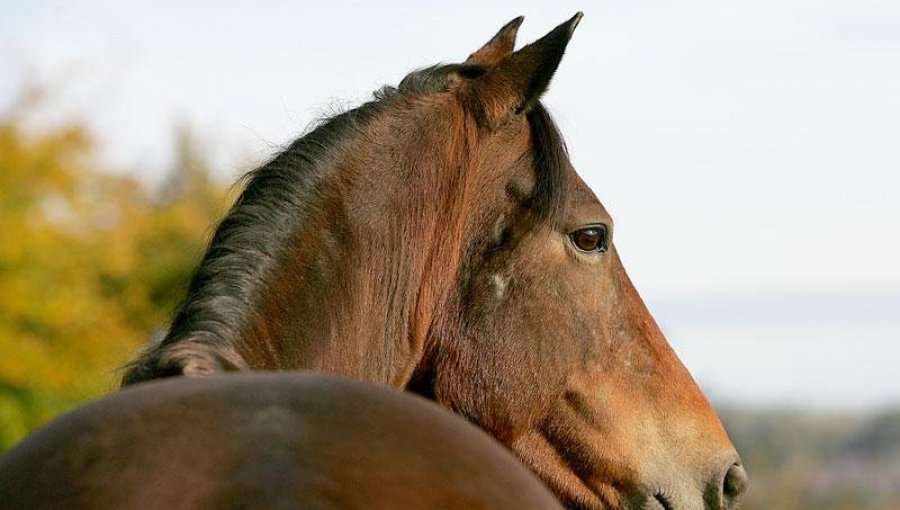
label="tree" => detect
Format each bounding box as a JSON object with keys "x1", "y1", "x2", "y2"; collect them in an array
[{"x1": 0, "y1": 96, "x2": 232, "y2": 451}]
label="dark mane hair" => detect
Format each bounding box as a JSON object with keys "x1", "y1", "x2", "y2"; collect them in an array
[
  {"x1": 121, "y1": 67, "x2": 569, "y2": 385},
  {"x1": 525, "y1": 104, "x2": 569, "y2": 223}
]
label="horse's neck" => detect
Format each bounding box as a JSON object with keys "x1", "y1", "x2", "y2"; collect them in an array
[
  {"x1": 231, "y1": 120, "x2": 468, "y2": 387},
  {"x1": 241, "y1": 215, "x2": 425, "y2": 386}
]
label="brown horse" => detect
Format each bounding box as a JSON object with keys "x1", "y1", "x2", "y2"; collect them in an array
[
  {"x1": 0, "y1": 374, "x2": 564, "y2": 509},
  {"x1": 123, "y1": 14, "x2": 747, "y2": 509}
]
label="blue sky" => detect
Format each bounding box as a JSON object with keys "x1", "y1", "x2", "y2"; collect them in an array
[{"x1": 2, "y1": 0, "x2": 898, "y2": 409}]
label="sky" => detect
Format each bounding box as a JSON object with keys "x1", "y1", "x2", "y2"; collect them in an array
[{"x1": 1, "y1": 0, "x2": 898, "y2": 410}]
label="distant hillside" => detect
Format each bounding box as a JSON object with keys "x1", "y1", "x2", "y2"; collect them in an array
[{"x1": 719, "y1": 408, "x2": 900, "y2": 510}]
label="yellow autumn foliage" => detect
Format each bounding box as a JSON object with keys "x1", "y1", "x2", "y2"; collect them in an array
[{"x1": 0, "y1": 97, "x2": 233, "y2": 451}]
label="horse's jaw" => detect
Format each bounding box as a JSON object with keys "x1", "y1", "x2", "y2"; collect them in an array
[{"x1": 507, "y1": 366, "x2": 745, "y2": 510}]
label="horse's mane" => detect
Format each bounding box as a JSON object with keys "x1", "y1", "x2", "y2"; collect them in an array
[{"x1": 121, "y1": 65, "x2": 569, "y2": 385}]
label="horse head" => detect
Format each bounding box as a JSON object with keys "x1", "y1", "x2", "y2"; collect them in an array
[{"x1": 124, "y1": 14, "x2": 747, "y2": 509}]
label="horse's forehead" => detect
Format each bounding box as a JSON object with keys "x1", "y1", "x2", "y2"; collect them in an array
[{"x1": 565, "y1": 165, "x2": 611, "y2": 219}]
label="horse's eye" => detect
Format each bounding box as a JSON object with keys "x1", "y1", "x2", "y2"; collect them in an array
[{"x1": 570, "y1": 226, "x2": 608, "y2": 253}]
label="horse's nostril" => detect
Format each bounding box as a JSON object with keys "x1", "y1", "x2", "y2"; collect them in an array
[{"x1": 722, "y1": 462, "x2": 748, "y2": 506}]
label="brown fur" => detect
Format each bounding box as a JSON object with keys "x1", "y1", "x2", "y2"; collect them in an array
[
  {"x1": 120, "y1": 14, "x2": 747, "y2": 509},
  {"x1": 0, "y1": 374, "x2": 564, "y2": 510}
]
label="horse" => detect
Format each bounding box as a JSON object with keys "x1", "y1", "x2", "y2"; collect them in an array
[
  {"x1": 119, "y1": 13, "x2": 747, "y2": 509},
  {"x1": 0, "y1": 374, "x2": 564, "y2": 509}
]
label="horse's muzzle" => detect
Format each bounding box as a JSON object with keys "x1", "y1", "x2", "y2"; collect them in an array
[{"x1": 721, "y1": 461, "x2": 749, "y2": 508}]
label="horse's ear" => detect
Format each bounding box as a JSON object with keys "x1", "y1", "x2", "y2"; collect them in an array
[
  {"x1": 468, "y1": 13, "x2": 582, "y2": 128},
  {"x1": 465, "y1": 16, "x2": 524, "y2": 66}
]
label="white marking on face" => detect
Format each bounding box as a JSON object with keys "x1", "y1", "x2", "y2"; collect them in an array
[{"x1": 491, "y1": 273, "x2": 509, "y2": 299}]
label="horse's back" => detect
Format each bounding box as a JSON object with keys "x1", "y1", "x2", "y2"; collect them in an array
[{"x1": 0, "y1": 373, "x2": 562, "y2": 510}]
